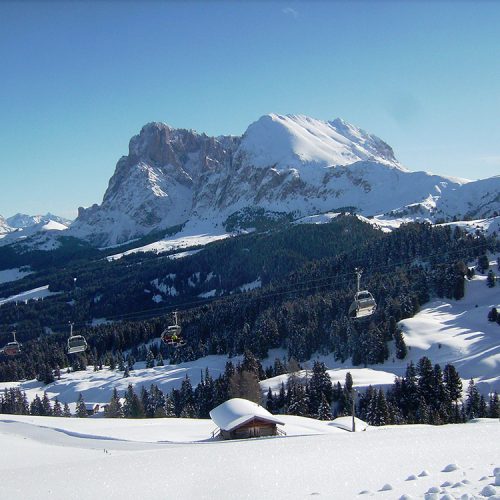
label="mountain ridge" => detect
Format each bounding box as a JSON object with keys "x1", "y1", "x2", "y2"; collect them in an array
[
  {"x1": 68, "y1": 113, "x2": 499, "y2": 246},
  {"x1": 4, "y1": 114, "x2": 500, "y2": 248}
]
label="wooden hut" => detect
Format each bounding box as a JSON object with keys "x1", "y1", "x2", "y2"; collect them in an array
[{"x1": 210, "y1": 398, "x2": 285, "y2": 440}]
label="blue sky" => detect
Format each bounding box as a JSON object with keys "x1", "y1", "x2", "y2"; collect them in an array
[{"x1": 0, "y1": 1, "x2": 499, "y2": 218}]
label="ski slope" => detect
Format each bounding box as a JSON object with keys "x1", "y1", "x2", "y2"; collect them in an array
[
  {"x1": 0, "y1": 414, "x2": 498, "y2": 499},
  {"x1": 0, "y1": 284, "x2": 60, "y2": 306}
]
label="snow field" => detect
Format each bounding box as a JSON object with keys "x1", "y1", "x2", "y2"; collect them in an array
[
  {"x1": 0, "y1": 284, "x2": 60, "y2": 306},
  {"x1": 0, "y1": 416, "x2": 498, "y2": 499},
  {"x1": 0, "y1": 267, "x2": 33, "y2": 285}
]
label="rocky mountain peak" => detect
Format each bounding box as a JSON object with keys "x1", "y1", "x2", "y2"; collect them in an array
[{"x1": 66, "y1": 113, "x2": 499, "y2": 247}]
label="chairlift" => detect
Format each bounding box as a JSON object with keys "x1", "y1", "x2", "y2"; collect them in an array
[
  {"x1": 67, "y1": 322, "x2": 88, "y2": 354},
  {"x1": 161, "y1": 311, "x2": 186, "y2": 347},
  {"x1": 2, "y1": 331, "x2": 22, "y2": 356},
  {"x1": 348, "y1": 268, "x2": 377, "y2": 320}
]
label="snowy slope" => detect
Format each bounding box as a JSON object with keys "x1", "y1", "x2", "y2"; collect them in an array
[
  {"x1": 0, "y1": 285, "x2": 60, "y2": 306},
  {"x1": 0, "y1": 415, "x2": 498, "y2": 499},
  {"x1": 0, "y1": 267, "x2": 33, "y2": 285},
  {"x1": 0, "y1": 219, "x2": 68, "y2": 249},
  {"x1": 263, "y1": 257, "x2": 500, "y2": 399},
  {"x1": 237, "y1": 114, "x2": 402, "y2": 170}
]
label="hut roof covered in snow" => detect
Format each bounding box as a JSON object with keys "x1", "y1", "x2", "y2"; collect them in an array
[{"x1": 210, "y1": 398, "x2": 285, "y2": 432}]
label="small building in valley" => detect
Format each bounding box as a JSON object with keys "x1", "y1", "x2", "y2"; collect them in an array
[
  {"x1": 85, "y1": 403, "x2": 100, "y2": 416},
  {"x1": 209, "y1": 398, "x2": 285, "y2": 440}
]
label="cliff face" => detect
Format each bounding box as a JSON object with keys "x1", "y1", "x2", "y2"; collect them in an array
[{"x1": 68, "y1": 114, "x2": 498, "y2": 247}]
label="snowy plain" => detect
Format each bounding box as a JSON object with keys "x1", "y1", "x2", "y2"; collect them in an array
[{"x1": 0, "y1": 415, "x2": 498, "y2": 499}]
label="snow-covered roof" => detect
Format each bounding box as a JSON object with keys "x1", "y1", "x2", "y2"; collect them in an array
[
  {"x1": 330, "y1": 416, "x2": 368, "y2": 432},
  {"x1": 210, "y1": 398, "x2": 285, "y2": 432}
]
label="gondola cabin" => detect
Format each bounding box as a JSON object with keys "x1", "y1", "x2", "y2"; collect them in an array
[
  {"x1": 67, "y1": 335, "x2": 87, "y2": 354},
  {"x1": 3, "y1": 341, "x2": 21, "y2": 356},
  {"x1": 210, "y1": 398, "x2": 285, "y2": 440},
  {"x1": 349, "y1": 290, "x2": 377, "y2": 319}
]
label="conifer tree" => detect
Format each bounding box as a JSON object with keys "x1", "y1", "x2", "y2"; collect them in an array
[
  {"x1": 76, "y1": 393, "x2": 87, "y2": 418},
  {"x1": 465, "y1": 378, "x2": 481, "y2": 419},
  {"x1": 41, "y1": 392, "x2": 53, "y2": 416},
  {"x1": 53, "y1": 397, "x2": 63, "y2": 417},
  {"x1": 266, "y1": 387, "x2": 275, "y2": 413},
  {"x1": 287, "y1": 383, "x2": 308, "y2": 416},
  {"x1": 486, "y1": 270, "x2": 496, "y2": 288},
  {"x1": 63, "y1": 402, "x2": 72, "y2": 417},
  {"x1": 489, "y1": 392, "x2": 499, "y2": 418},
  {"x1": 156, "y1": 353, "x2": 164, "y2": 367},
  {"x1": 30, "y1": 394, "x2": 43, "y2": 416},
  {"x1": 146, "y1": 349, "x2": 155, "y2": 369},
  {"x1": 105, "y1": 388, "x2": 123, "y2": 418},
  {"x1": 443, "y1": 364, "x2": 462, "y2": 403},
  {"x1": 478, "y1": 395, "x2": 488, "y2": 418},
  {"x1": 477, "y1": 254, "x2": 489, "y2": 273},
  {"x1": 417, "y1": 356, "x2": 434, "y2": 406},
  {"x1": 487, "y1": 307, "x2": 498, "y2": 322},
  {"x1": 317, "y1": 394, "x2": 333, "y2": 420},
  {"x1": 122, "y1": 384, "x2": 143, "y2": 417}
]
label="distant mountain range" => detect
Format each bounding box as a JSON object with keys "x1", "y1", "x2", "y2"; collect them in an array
[
  {"x1": 2, "y1": 114, "x2": 500, "y2": 248},
  {"x1": 0, "y1": 213, "x2": 71, "y2": 249}
]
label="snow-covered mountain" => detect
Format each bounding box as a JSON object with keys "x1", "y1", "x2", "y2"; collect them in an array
[
  {"x1": 0, "y1": 219, "x2": 69, "y2": 249},
  {"x1": 0, "y1": 215, "x2": 12, "y2": 235},
  {"x1": 6, "y1": 212, "x2": 72, "y2": 229},
  {"x1": 63, "y1": 114, "x2": 500, "y2": 246}
]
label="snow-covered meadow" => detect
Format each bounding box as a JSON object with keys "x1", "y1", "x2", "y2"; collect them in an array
[{"x1": 0, "y1": 415, "x2": 498, "y2": 499}]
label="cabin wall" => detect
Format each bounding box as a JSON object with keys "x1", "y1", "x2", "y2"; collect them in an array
[{"x1": 220, "y1": 419, "x2": 279, "y2": 440}]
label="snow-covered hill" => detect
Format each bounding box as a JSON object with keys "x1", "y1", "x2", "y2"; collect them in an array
[
  {"x1": 0, "y1": 414, "x2": 498, "y2": 499},
  {"x1": 67, "y1": 114, "x2": 500, "y2": 247},
  {"x1": 0, "y1": 218, "x2": 68, "y2": 249}
]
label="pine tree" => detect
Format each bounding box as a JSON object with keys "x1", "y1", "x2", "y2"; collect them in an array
[
  {"x1": 317, "y1": 394, "x2": 333, "y2": 420},
  {"x1": 287, "y1": 383, "x2": 308, "y2": 416},
  {"x1": 308, "y1": 361, "x2": 333, "y2": 415},
  {"x1": 477, "y1": 254, "x2": 489, "y2": 273},
  {"x1": 443, "y1": 364, "x2": 462, "y2": 403},
  {"x1": 164, "y1": 396, "x2": 176, "y2": 417},
  {"x1": 63, "y1": 402, "x2": 72, "y2": 417},
  {"x1": 465, "y1": 378, "x2": 481, "y2": 419},
  {"x1": 417, "y1": 356, "x2": 434, "y2": 406},
  {"x1": 277, "y1": 382, "x2": 286, "y2": 413},
  {"x1": 41, "y1": 392, "x2": 53, "y2": 416},
  {"x1": 393, "y1": 329, "x2": 408, "y2": 359},
  {"x1": 122, "y1": 384, "x2": 143, "y2": 418},
  {"x1": 156, "y1": 353, "x2": 164, "y2": 367},
  {"x1": 266, "y1": 387, "x2": 275, "y2": 413},
  {"x1": 105, "y1": 388, "x2": 123, "y2": 418},
  {"x1": 76, "y1": 393, "x2": 87, "y2": 418},
  {"x1": 478, "y1": 395, "x2": 488, "y2": 418},
  {"x1": 53, "y1": 397, "x2": 63, "y2": 417},
  {"x1": 30, "y1": 394, "x2": 43, "y2": 416},
  {"x1": 146, "y1": 349, "x2": 155, "y2": 368},
  {"x1": 488, "y1": 307, "x2": 498, "y2": 322},
  {"x1": 489, "y1": 392, "x2": 499, "y2": 418},
  {"x1": 117, "y1": 352, "x2": 125, "y2": 371},
  {"x1": 486, "y1": 270, "x2": 496, "y2": 288}
]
